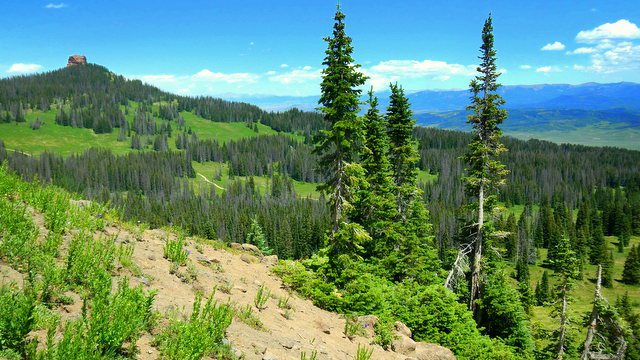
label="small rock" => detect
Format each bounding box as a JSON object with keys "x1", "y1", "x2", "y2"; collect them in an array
[
  {"x1": 196, "y1": 255, "x2": 213, "y2": 265},
  {"x1": 232, "y1": 347, "x2": 243, "y2": 358},
  {"x1": 280, "y1": 340, "x2": 298, "y2": 349},
  {"x1": 147, "y1": 350, "x2": 153, "y2": 354},
  {"x1": 316, "y1": 320, "x2": 331, "y2": 334},
  {"x1": 395, "y1": 321, "x2": 413, "y2": 338},
  {"x1": 233, "y1": 285, "x2": 248, "y2": 293},
  {"x1": 230, "y1": 243, "x2": 243, "y2": 251},
  {"x1": 251, "y1": 342, "x2": 267, "y2": 355},
  {"x1": 242, "y1": 243, "x2": 262, "y2": 256},
  {"x1": 241, "y1": 254, "x2": 258, "y2": 264},
  {"x1": 139, "y1": 276, "x2": 150, "y2": 286},
  {"x1": 391, "y1": 334, "x2": 416, "y2": 355},
  {"x1": 262, "y1": 351, "x2": 278, "y2": 360},
  {"x1": 148, "y1": 255, "x2": 157, "y2": 261},
  {"x1": 262, "y1": 254, "x2": 279, "y2": 266},
  {"x1": 413, "y1": 342, "x2": 456, "y2": 360}
]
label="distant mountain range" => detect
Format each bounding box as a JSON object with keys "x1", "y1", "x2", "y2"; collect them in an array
[
  {"x1": 228, "y1": 82, "x2": 640, "y2": 149},
  {"x1": 231, "y1": 82, "x2": 640, "y2": 113}
]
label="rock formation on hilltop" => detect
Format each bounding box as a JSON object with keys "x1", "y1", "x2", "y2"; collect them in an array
[{"x1": 67, "y1": 55, "x2": 87, "y2": 67}]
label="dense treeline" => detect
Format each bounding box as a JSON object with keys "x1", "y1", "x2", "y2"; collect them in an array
[
  {"x1": 0, "y1": 141, "x2": 329, "y2": 259},
  {"x1": 178, "y1": 133, "x2": 321, "y2": 182},
  {"x1": 416, "y1": 127, "x2": 640, "y2": 247},
  {"x1": 0, "y1": 64, "x2": 325, "y2": 137}
]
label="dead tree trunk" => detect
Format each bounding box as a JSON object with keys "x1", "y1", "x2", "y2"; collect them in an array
[
  {"x1": 557, "y1": 281, "x2": 569, "y2": 360},
  {"x1": 581, "y1": 265, "x2": 602, "y2": 360},
  {"x1": 469, "y1": 184, "x2": 484, "y2": 312}
]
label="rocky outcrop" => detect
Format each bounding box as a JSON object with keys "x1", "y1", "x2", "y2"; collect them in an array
[{"x1": 67, "y1": 55, "x2": 87, "y2": 67}]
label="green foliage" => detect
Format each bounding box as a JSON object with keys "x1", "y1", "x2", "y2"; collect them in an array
[
  {"x1": 65, "y1": 233, "x2": 115, "y2": 295},
  {"x1": 300, "y1": 350, "x2": 318, "y2": 360},
  {"x1": 463, "y1": 15, "x2": 508, "y2": 205},
  {"x1": 234, "y1": 304, "x2": 265, "y2": 331},
  {"x1": 246, "y1": 216, "x2": 273, "y2": 256},
  {"x1": 354, "y1": 344, "x2": 373, "y2": 360},
  {"x1": 156, "y1": 291, "x2": 233, "y2": 360},
  {"x1": 477, "y1": 267, "x2": 534, "y2": 356},
  {"x1": 622, "y1": 245, "x2": 640, "y2": 285},
  {"x1": 386, "y1": 82, "x2": 419, "y2": 219},
  {"x1": 277, "y1": 295, "x2": 292, "y2": 310},
  {"x1": 0, "y1": 197, "x2": 38, "y2": 268},
  {"x1": 315, "y1": 5, "x2": 367, "y2": 235},
  {"x1": 163, "y1": 234, "x2": 189, "y2": 266},
  {"x1": 0, "y1": 284, "x2": 36, "y2": 356},
  {"x1": 254, "y1": 284, "x2": 271, "y2": 311},
  {"x1": 35, "y1": 278, "x2": 155, "y2": 359},
  {"x1": 116, "y1": 242, "x2": 141, "y2": 276},
  {"x1": 535, "y1": 271, "x2": 552, "y2": 306},
  {"x1": 343, "y1": 314, "x2": 364, "y2": 340}
]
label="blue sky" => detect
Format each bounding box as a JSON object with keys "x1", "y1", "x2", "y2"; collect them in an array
[{"x1": 1, "y1": 1, "x2": 639, "y2": 96}]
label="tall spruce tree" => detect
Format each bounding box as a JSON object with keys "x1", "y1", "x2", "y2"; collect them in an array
[
  {"x1": 314, "y1": 5, "x2": 367, "y2": 239},
  {"x1": 386, "y1": 82, "x2": 419, "y2": 221},
  {"x1": 355, "y1": 88, "x2": 398, "y2": 258},
  {"x1": 622, "y1": 245, "x2": 640, "y2": 285},
  {"x1": 462, "y1": 15, "x2": 509, "y2": 312}
]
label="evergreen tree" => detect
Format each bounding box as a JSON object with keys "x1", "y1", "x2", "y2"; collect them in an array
[
  {"x1": 386, "y1": 82, "x2": 419, "y2": 220},
  {"x1": 314, "y1": 5, "x2": 367, "y2": 238},
  {"x1": 246, "y1": 216, "x2": 273, "y2": 256},
  {"x1": 354, "y1": 88, "x2": 398, "y2": 259},
  {"x1": 548, "y1": 235, "x2": 580, "y2": 360},
  {"x1": 463, "y1": 15, "x2": 509, "y2": 312},
  {"x1": 622, "y1": 245, "x2": 640, "y2": 285},
  {"x1": 602, "y1": 249, "x2": 614, "y2": 288},
  {"x1": 535, "y1": 270, "x2": 551, "y2": 306}
]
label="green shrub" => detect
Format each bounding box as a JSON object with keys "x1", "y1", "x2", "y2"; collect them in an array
[
  {"x1": 0, "y1": 284, "x2": 36, "y2": 356},
  {"x1": 116, "y1": 242, "x2": 141, "y2": 276},
  {"x1": 38, "y1": 278, "x2": 155, "y2": 359},
  {"x1": 65, "y1": 233, "x2": 115, "y2": 294},
  {"x1": 300, "y1": 350, "x2": 318, "y2": 360},
  {"x1": 163, "y1": 234, "x2": 188, "y2": 266},
  {"x1": 344, "y1": 314, "x2": 363, "y2": 340},
  {"x1": 355, "y1": 344, "x2": 373, "y2": 360},
  {"x1": 254, "y1": 285, "x2": 270, "y2": 311},
  {"x1": 0, "y1": 198, "x2": 38, "y2": 268},
  {"x1": 156, "y1": 291, "x2": 233, "y2": 360},
  {"x1": 235, "y1": 304, "x2": 265, "y2": 330}
]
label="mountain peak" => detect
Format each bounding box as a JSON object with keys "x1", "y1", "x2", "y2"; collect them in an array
[{"x1": 67, "y1": 55, "x2": 87, "y2": 67}]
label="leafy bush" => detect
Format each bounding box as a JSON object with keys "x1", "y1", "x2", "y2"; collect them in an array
[
  {"x1": 65, "y1": 233, "x2": 115, "y2": 294},
  {"x1": 235, "y1": 304, "x2": 264, "y2": 330},
  {"x1": 0, "y1": 284, "x2": 36, "y2": 356},
  {"x1": 38, "y1": 279, "x2": 155, "y2": 359},
  {"x1": 163, "y1": 234, "x2": 188, "y2": 265},
  {"x1": 355, "y1": 344, "x2": 373, "y2": 360},
  {"x1": 0, "y1": 198, "x2": 38, "y2": 268},
  {"x1": 116, "y1": 242, "x2": 141, "y2": 276},
  {"x1": 156, "y1": 291, "x2": 233, "y2": 360},
  {"x1": 254, "y1": 284, "x2": 271, "y2": 311}
]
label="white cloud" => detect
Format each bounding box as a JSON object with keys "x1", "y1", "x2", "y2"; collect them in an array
[
  {"x1": 568, "y1": 47, "x2": 597, "y2": 55},
  {"x1": 499, "y1": 68, "x2": 508, "y2": 74},
  {"x1": 266, "y1": 70, "x2": 277, "y2": 75},
  {"x1": 7, "y1": 63, "x2": 42, "y2": 74},
  {"x1": 541, "y1": 41, "x2": 566, "y2": 51},
  {"x1": 433, "y1": 75, "x2": 451, "y2": 81},
  {"x1": 249, "y1": 42, "x2": 254, "y2": 46},
  {"x1": 192, "y1": 69, "x2": 259, "y2": 83},
  {"x1": 519, "y1": 64, "x2": 532, "y2": 70},
  {"x1": 45, "y1": 3, "x2": 67, "y2": 9},
  {"x1": 535, "y1": 66, "x2": 554, "y2": 73},
  {"x1": 279, "y1": 63, "x2": 289, "y2": 68},
  {"x1": 576, "y1": 19, "x2": 640, "y2": 42},
  {"x1": 268, "y1": 68, "x2": 321, "y2": 84}
]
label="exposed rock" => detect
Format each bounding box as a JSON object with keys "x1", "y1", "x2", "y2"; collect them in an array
[
  {"x1": 358, "y1": 315, "x2": 379, "y2": 338},
  {"x1": 233, "y1": 285, "x2": 248, "y2": 293},
  {"x1": 230, "y1": 243, "x2": 243, "y2": 251},
  {"x1": 392, "y1": 334, "x2": 416, "y2": 355},
  {"x1": 413, "y1": 342, "x2": 456, "y2": 360},
  {"x1": 67, "y1": 55, "x2": 87, "y2": 67},
  {"x1": 262, "y1": 254, "x2": 279, "y2": 266},
  {"x1": 240, "y1": 254, "x2": 258, "y2": 264},
  {"x1": 395, "y1": 321, "x2": 412, "y2": 338},
  {"x1": 241, "y1": 243, "x2": 262, "y2": 256},
  {"x1": 262, "y1": 351, "x2": 278, "y2": 360},
  {"x1": 316, "y1": 319, "x2": 331, "y2": 334}
]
